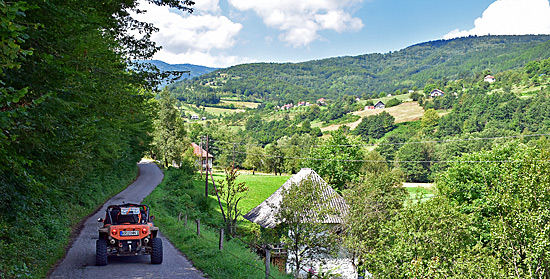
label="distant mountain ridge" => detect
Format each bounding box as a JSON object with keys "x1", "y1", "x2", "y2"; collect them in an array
[
  {"x1": 136, "y1": 60, "x2": 218, "y2": 86},
  {"x1": 169, "y1": 35, "x2": 550, "y2": 103}
]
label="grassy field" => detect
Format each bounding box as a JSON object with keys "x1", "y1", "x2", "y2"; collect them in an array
[
  {"x1": 405, "y1": 186, "x2": 435, "y2": 205},
  {"x1": 220, "y1": 100, "x2": 260, "y2": 109},
  {"x1": 205, "y1": 172, "x2": 291, "y2": 214},
  {"x1": 365, "y1": 93, "x2": 413, "y2": 105},
  {"x1": 178, "y1": 103, "x2": 244, "y2": 117},
  {"x1": 322, "y1": 101, "x2": 425, "y2": 132}
]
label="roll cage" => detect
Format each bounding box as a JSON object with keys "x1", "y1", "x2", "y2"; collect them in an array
[{"x1": 104, "y1": 203, "x2": 150, "y2": 225}]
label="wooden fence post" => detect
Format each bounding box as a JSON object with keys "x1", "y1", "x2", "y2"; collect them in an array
[
  {"x1": 265, "y1": 245, "x2": 271, "y2": 279},
  {"x1": 219, "y1": 228, "x2": 224, "y2": 250},
  {"x1": 196, "y1": 219, "x2": 200, "y2": 236},
  {"x1": 178, "y1": 211, "x2": 182, "y2": 221}
]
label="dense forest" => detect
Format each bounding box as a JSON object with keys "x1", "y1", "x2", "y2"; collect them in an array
[
  {"x1": 168, "y1": 35, "x2": 550, "y2": 104},
  {"x1": 0, "y1": 1, "x2": 193, "y2": 278}
]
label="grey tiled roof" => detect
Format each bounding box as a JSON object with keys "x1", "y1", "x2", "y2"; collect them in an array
[{"x1": 243, "y1": 168, "x2": 348, "y2": 228}]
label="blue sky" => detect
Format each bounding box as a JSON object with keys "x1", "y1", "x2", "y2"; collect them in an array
[{"x1": 132, "y1": 0, "x2": 550, "y2": 68}]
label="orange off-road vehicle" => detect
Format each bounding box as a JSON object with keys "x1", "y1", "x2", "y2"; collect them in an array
[{"x1": 96, "y1": 203, "x2": 163, "y2": 265}]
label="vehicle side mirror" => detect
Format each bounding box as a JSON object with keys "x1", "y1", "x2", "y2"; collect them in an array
[
  {"x1": 149, "y1": 215, "x2": 155, "y2": 221},
  {"x1": 97, "y1": 218, "x2": 104, "y2": 223}
]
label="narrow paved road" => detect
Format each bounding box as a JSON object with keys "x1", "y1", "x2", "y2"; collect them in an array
[{"x1": 49, "y1": 160, "x2": 205, "y2": 279}]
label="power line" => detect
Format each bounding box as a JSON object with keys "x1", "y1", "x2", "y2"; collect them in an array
[
  {"x1": 212, "y1": 133, "x2": 550, "y2": 148},
  {"x1": 212, "y1": 146, "x2": 549, "y2": 164}
]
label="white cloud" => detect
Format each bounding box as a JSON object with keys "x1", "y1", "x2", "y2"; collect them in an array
[
  {"x1": 130, "y1": 1, "x2": 244, "y2": 67},
  {"x1": 444, "y1": 0, "x2": 550, "y2": 39},
  {"x1": 228, "y1": 0, "x2": 364, "y2": 47}
]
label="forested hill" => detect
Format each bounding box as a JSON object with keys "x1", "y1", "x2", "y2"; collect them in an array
[{"x1": 170, "y1": 35, "x2": 550, "y2": 104}]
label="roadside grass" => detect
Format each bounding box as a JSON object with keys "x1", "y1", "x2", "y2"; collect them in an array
[
  {"x1": 3, "y1": 161, "x2": 139, "y2": 279},
  {"x1": 143, "y1": 169, "x2": 291, "y2": 279}
]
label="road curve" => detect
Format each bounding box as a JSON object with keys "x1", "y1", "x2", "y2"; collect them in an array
[{"x1": 49, "y1": 159, "x2": 205, "y2": 279}]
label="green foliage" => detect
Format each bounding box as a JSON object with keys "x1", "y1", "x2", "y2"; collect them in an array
[
  {"x1": 354, "y1": 111, "x2": 395, "y2": 139},
  {"x1": 385, "y1": 97, "x2": 402, "y2": 108},
  {"x1": 305, "y1": 128, "x2": 364, "y2": 191},
  {"x1": 173, "y1": 35, "x2": 550, "y2": 103},
  {"x1": 366, "y1": 141, "x2": 550, "y2": 278},
  {"x1": 342, "y1": 169, "x2": 407, "y2": 275},
  {"x1": 275, "y1": 175, "x2": 339, "y2": 278},
  {"x1": 421, "y1": 108, "x2": 440, "y2": 135},
  {"x1": 217, "y1": 166, "x2": 249, "y2": 236},
  {"x1": 396, "y1": 140, "x2": 435, "y2": 182},
  {"x1": 151, "y1": 90, "x2": 189, "y2": 168},
  {"x1": 0, "y1": 0, "x2": 193, "y2": 277},
  {"x1": 143, "y1": 169, "x2": 290, "y2": 279}
]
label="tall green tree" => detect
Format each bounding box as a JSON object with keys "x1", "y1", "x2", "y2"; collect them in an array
[
  {"x1": 354, "y1": 111, "x2": 395, "y2": 139},
  {"x1": 217, "y1": 166, "x2": 248, "y2": 236},
  {"x1": 305, "y1": 127, "x2": 364, "y2": 191},
  {"x1": 0, "y1": 0, "x2": 194, "y2": 276},
  {"x1": 342, "y1": 169, "x2": 406, "y2": 276},
  {"x1": 151, "y1": 90, "x2": 188, "y2": 168},
  {"x1": 276, "y1": 175, "x2": 339, "y2": 278}
]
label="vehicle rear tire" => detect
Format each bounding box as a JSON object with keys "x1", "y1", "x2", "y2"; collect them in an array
[
  {"x1": 151, "y1": 238, "x2": 163, "y2": 264},
  {"x1": 96, "y1": 239, "x2": 108, "y2": 266}
]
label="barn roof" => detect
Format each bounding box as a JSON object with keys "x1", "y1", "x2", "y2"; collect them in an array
[
  {"x1": 191, "y1": 142, "x2": 213, "y2": 158},
  {"x1": 243, "y1": 168, "x2": 348, "y2": 228}
]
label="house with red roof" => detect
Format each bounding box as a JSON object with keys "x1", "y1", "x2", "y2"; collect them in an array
[
  {"x1": 191, "y1": 142, "x2": 213, "y2": 170},
  {"x1": 484, "y1": 75, "x2": 496, "y2": 83}
]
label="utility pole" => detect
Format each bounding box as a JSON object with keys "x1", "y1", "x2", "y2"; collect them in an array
[
  {"x1": 199, "y1": 136, "x2": 203, "y2": 178},
  {"x1": 232, "y1": 143, "x2": 235, "y2": 170},
  {"x1": 205, "y1": 134, "x2": 209, "y2": 198}
]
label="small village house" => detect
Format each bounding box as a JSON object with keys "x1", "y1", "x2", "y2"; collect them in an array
[
  {"x1": 430, "y1": 89, "x2": 445, "y2": 98},
  {"x1": 374, "y1": 100, "x2": 385, "y2": 109},
  {"x1": 484, "y1": 75, "x2": 496, "y2": 83},
  {"x1": 190, "y1": 142, "x2": 213, "y2": 170},
  {"x1": 316, "y1": 98, "x2": 326, "y2": 106},
  {"x1": 244, "y1": 168, "x2": 355, "y2": 278}
]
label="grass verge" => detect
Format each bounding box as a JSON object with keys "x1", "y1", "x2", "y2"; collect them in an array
[{"x1": 143, "y1": 168, "x2": 291, "y2": 279}]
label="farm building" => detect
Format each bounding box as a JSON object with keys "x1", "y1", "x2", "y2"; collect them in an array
[
  {"x1": 190, "y1": 142, "x2": 213, "y2": 170},
  {"x1": 244, "y1": 168, "x2": 355, "y2": 278},
  {"x1": 484, "y1": 75, "x2": 496, "y2": 83},
  {"x1": 430, "y1": 89, "x2": 445, "y2": 97},
  {"x1": 374, "y1": 100, "x2": 385, "y2": 109}
]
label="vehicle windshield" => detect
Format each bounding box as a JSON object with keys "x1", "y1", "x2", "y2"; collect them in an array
[{"x1": 105, "y1": 204, "x2": 148, "y2": 224}]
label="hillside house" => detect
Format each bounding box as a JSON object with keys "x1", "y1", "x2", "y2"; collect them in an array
[
  {"x1": 191, "y1": 142, "x2": 213, "y2": 170},
  {"x1": 244, "y1": 168, "x2": 355, "y2": 278},
  {"x1": 281, "y1": 103, "x2": 294, "y2": 110},
  {"x1": 430, "y1": 89, "x2": 445, "y2": 98},
  {"x1": 365, "y1": 106, "x2": 375, "y2": 110},
  {"x1": 374, "y1": 101, "x2": 385, "y2": 109},
  {"x1": 484, "y1": 75, "x2": 496, "y2": 83},
  {"x1": 191, "y1": 115, "x2": 199, "y2": 120},
  {"x1": 316, "y1": 98, "x2": 326, "y2": 106}
]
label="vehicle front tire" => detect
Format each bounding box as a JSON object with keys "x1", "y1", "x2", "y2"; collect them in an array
[
  {"x1": 151, "y1": 238, "x2": 163, "y2": 264},
  {"x1": 96, "y1": 239, "x2": 108, "y2": 266}
]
